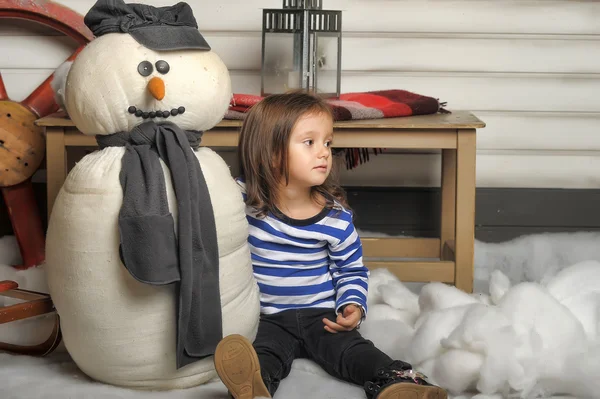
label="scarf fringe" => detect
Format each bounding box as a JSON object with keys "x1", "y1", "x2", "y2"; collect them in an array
[
  {"x1": 338, "y1": 147, "x2": 385, "y2": 170},
  {"x1": 438, "y1": 100, "x2": 451, "y2": 114},
  {"x1": 340, "y1": 105, "x2": 451, "y2": 170}
]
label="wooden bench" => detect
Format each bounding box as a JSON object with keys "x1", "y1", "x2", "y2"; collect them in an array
[{"x1": 36, "y1": 111, "x2": 485, "y2": 292}]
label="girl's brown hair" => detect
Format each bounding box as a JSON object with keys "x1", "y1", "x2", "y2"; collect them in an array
[{"x1": 237, "y1": 91, "x2": 349, "y2": 217}]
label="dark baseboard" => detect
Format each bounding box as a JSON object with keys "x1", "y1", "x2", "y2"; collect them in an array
[
  {"x1": 346, "y1": 187, "x2": 600, "y2": 243},
  {"x1": 1, "y1": 184, "x2": 597, "y2": 243}
]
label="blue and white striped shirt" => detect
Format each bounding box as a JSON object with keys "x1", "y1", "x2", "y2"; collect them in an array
[{"x1": 237, "y1": 179, "x2": 369, "y2": 316}]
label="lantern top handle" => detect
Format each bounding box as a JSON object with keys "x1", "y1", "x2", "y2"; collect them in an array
[{"x1": 282, "y1": 0, "x2": 323, "y2": 10}]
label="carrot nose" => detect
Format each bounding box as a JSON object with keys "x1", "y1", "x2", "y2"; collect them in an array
[{"x1": 147, "y1": 77, "x2": 165, "y2": 100}]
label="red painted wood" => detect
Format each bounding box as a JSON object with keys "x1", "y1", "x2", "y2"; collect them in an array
[
  {"x1": 0, "y1": 72, "x2": 7, "y2": 101},
  {"x1": 0, "y1": 0, "x2": 94, "y2": 45},
  {"x1": 0, "y1": 1, "x2": 92, "y2": 269},
  {"x1": 20, "y1": 74, "x2": 58, "y2": 118},
  {"x1": 2, "y1": 181, "x2": 46, "y2": 269},
  {"x1": 0, "y1": 280, "x2": 18, "y2": 292}
]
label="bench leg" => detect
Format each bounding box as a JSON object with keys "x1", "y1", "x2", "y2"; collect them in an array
[
  {"x1": 455, "y1": 129, "x2": 476, "y2": 293},
  {"x1": 46, "y1": 126, "x2": 66, "y2": 221},
  {"x1": 440, "y1": 149, "x2": 456, "y2": 261}
]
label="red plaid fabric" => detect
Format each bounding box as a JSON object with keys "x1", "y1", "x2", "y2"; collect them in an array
[
  {"x1": 226, "y1": 90, "x2": 446, "y2": 121},
  {"x1": 225, "y1": 90, "x2": 448, "y2": 169}
]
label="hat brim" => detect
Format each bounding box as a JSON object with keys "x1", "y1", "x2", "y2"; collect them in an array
[{"x1": 130, "y1": 25, "x2": 211, "y2": 51}]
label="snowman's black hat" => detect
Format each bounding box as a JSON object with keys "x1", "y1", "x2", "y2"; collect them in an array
[{"x1": 84, "y1": 0, "x2": 211, "y2": 51}]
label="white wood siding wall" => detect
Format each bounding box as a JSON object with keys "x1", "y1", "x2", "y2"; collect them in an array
[{"x1": 1, "y1": 0, "x2": 599, "y2": 188}]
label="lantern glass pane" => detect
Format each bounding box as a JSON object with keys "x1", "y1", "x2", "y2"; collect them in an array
[
  {"x1": 262, "y1": 31, "x2": 304, "y2": 95},
  {"x1": 313, "y1": 32, "x2": 340, "y2": 98}
]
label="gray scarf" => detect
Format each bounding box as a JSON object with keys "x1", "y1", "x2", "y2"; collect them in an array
[{"x1": 97, "y1": 121, "x2": 222, "y2": 369}]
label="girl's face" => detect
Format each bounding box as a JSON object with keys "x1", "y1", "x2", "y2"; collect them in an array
[{"x1": 284, "y1": 111, "x2": 333, "y2": 191}]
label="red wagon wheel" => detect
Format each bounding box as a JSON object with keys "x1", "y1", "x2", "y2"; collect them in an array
[
  {"x1": 0, "y1": 0, "x2": 92, "y2": 358},
  {"x1": 0, "y1": 0, "x2": 93, "y2": 270},
  {"x1": 0, "y1": 0, "x2": 93, "y2": 186}
]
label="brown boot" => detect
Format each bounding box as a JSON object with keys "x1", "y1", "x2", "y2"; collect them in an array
[
  {"x1": 364, "y1": 361, "x2": 448, "y2": 399},
  {"x1": 214, "y1": 334, "x2": 272, "y2": 399},
  {"x1": 369, "y1": 382, "x2": 447, "y2": 399}
]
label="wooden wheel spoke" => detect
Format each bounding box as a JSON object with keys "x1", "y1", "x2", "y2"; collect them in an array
[
  {"x1": 0, "y1": 72, "x2": 8, "y2": 101},
  {"x1": 0, "y1": 1, "x2": 92, "y2": 271},
  {"x1": 21, "y1": 74, "x2": 59, "y2": 118}
]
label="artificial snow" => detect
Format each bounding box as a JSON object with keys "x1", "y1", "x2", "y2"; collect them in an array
[{"x1": 1, "y1": 232, "x2": 599, "y2": 398}]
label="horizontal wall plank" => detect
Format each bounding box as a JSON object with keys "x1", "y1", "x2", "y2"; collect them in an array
[
  {"x1": 337, "y1": 72, "x2": 600, "y2": 113},
  {"x1": 0, "y1": 69, "x2": 53, "y2": 102},
  {"x1": 3, "y1": 34, "x2": 599, "y2": 74},
  {"x1": 227, "y1": 71, "x2": 600, "y2": 113},
  {"x1": 339, "y1": 36, "x2": 600, "y2": 74},
  {"x1": 326, "y1": 0, "x2": 600, "y2": 35},
  {"x1": 0, "y1": 19, "x2": 62, "y2": 36},
  {"x1": 475, "y1": 153, "x2": 600, "y2": 189},
  {"x1": 475, "y1": 112, "x2": 600, "y2": 151},
  {"x1": 0, "y1": 36, "x2": 76, "y2": 69},
  {"x1": 52, "y1": 0, "x2": 600, "y2": 35},
  {"x1": 337, "y1": 152, "x2": 600, "y2": 189}
]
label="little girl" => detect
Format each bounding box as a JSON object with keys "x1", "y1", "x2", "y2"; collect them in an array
[{"x1": 213, "y1": 92, "x2": 446, "y2": 399}]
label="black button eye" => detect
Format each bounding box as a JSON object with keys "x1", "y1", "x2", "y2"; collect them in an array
[
  {"x1": 137, "y1": 61, "x2": 153, "y2": 77},
  {"x1": 155, "y1": 60, "x2": 170, "y2": 74}
]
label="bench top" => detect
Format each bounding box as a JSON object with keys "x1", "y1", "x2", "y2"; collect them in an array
[{"x1": 36, "y1": 110, "x2": 485, "y2": 130}]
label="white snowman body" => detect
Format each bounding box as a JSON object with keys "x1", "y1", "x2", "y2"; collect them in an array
[{"x1": 45, "y1": 33, "x2": 260, "y2": 389}]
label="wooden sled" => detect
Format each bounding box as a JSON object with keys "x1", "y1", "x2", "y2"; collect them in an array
[{"x1": 0, "y1": 280, "x2": 62, "y2": 356}]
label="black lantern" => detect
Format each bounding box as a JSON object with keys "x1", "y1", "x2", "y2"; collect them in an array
[{"x1": 261, "y1": 0, "x2": 342, "y2": 98}]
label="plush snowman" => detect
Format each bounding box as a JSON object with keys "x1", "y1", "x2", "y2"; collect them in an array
[{"x1": 45, "y1": 0, "x2": 260, "y2": 389}]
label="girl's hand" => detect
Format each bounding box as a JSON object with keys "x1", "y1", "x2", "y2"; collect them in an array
[{"x1": 322, "y1": 304, "x2": 363, "y2": 333}]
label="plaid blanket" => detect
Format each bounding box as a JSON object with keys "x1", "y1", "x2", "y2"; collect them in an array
[{"x1": 226, "y1": 90, "x2": 449, "y2": 169}]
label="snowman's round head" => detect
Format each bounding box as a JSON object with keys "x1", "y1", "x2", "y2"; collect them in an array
[
  {"x1": 65, "y1": 0, "x2": 232, "y2": 136},
  {"x1": 64, "y1": 33, "x2": 231, "y2": 135}
]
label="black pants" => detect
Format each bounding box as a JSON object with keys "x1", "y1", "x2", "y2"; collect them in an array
[{"x1": 253, "y1": 308, "x2": 393, "y2": 396}]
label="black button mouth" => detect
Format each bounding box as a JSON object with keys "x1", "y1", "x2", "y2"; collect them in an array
[{"x1": 128, "y1": 106, "x2": 186, "y2": 119}]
